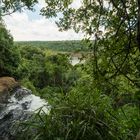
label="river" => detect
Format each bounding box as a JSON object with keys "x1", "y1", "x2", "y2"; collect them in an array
[{"x1": 70, "y1": 56, "x2": 85, "y2": 66}]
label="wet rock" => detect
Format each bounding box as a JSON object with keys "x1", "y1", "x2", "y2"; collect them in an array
[
  {"x1": 14, "y1": 88, "x2": 32, "y2": 101},
  {"x1": 21, "y1": 101, "x2": 31, "y2": 110},
  {"x1": 0, "y1": 109, "x2": 32, "y2": 140},
  {"x1": 0, "y1": 87, "x2": 33, "y2": 140}
]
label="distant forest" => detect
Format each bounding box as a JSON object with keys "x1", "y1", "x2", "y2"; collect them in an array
[{"x1": 15, "y1": 40, "x2": 88, "y2": 52}]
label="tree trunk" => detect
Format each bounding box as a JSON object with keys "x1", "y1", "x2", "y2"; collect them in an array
[{"x1": 137, "y1": 0, "x2": 140, "y2": 49}]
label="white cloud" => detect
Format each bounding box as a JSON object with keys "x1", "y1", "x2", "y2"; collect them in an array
[
  {"x1": 3, "y1": 11, "x2": 83, "y2": 41},
  {"x1": 38, "y1": 0, "x2": 46, "y2": 8},
  {"x1": 70, "y1": 0, "x2": 82, "y2": 9}
]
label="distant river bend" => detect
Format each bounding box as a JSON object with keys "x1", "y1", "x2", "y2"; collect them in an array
[{"x1": 70, "y1": 56, "x2": 85, "y2": 66}]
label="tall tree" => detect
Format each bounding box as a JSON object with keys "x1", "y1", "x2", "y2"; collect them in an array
[
  {"x1": 0, "y1": 21, "x2": 21, "y2": 76},
  {"x1": 0, "y1": 0, "x2": 38, "y2": 77},
  {"x1": 40, "y1": 0, "x2": 140, "y2": 88}
]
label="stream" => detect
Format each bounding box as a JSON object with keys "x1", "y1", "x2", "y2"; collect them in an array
[{"x1": 70, "y1": 56, "x2": 85, "y2": 66}]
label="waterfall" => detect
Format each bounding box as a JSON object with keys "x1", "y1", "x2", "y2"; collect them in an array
[{"x1": 0, "y1": 87, "x2": 49, "y2": 140}]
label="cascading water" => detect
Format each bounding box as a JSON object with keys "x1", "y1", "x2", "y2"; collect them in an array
[{"x1": 0, "y1": 87, "x2": 49, "y2": 140}]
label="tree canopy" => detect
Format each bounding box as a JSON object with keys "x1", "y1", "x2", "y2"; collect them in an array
[
  {"x1": 0, "y1": 0, "x2": 38, "y2": 16},
  {"x1": 39, "y1": 0, "x2": 140, "y2": 90},
  {"x1": 1, "y1": 1, "x2": 140, "y2": 139},
  {"x1": 1, "y1": 0, "x2": 140, "y2": 109},
  {"x1": 0, "y1": 21, "x2": 20, "y2": 77}
]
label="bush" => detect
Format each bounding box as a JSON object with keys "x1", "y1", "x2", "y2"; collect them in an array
[
  {"x1": 0, "y1": 22, "x2": 21, "y2": 77},
  {"x1": 20, "y1": 76, "x2": 140, "y2": 140}
]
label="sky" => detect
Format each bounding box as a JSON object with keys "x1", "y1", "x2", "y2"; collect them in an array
[{"x1": 3, "y1": 0, "x2": 83, "y2": 41}]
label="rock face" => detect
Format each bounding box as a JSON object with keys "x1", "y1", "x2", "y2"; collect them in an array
[
  {"x1": 0, "y1": 77, "x2": 49, "y2": 140},
  {"x1": 0, "y1": 77, "x2": 19, "y2": 103},
  {"x1": 0, "y1": 77, "x2": 19, "y2": 92}
]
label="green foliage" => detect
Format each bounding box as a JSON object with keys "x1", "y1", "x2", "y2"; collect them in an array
[
  {"x1": 2, "y1": 0, "x2": 140, "y2": 139},
  {"x1": 20, "y1": 76, "x2": 140, "y2": 140},
  {"x1": 21, "y1": 78, "x2": 38, "y2": 95},
  {"x1": 10, "y1": 1, "x2": 140, "y2": 138},
  {"x1": 0, "y1": 21, "x2": 21, "y2": 77},
  {"x1": 1, "y1": 0, "x2": 38, "y2": 16},
  {"x1": 40, "y1": 86, "x2": 60, "y2": 98},
  {"x1": 15, "y1": 40, "x2": 88, "y2": 52},
  {"x1": 16, "y1": 45, "x2": 81, "y2": 93}
]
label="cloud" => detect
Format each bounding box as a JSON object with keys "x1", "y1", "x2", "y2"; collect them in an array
[
  {"x1": 38, "y1": 0, "x2": 46, "y2": 8},
  {"x1": 3, "y1": 6, "x2": 83, "y2": 41},
  {"x1": 70, "y1": 0, "x2": 82, "y2": 9}
]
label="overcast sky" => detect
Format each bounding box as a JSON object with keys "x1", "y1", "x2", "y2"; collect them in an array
[{"x1": 3, "y1": 0, "x2": 83, "y2": 41}]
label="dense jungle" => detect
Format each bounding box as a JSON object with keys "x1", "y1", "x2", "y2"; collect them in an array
[{"x1": 0, "y1": 0, "x2": 140, "y2": 140}]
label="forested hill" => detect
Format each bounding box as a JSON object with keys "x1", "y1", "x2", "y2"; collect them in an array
[{"x1": 15, "y1": 40, "x2": 88, "y2": 52}]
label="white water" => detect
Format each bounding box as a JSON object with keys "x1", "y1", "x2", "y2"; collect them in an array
[
  {"x1": 0, "y1": 88, "x2": 50, "y2": 119},
  {"x1": 70, "y1": 56, "x2": 85, "y2": 66},
  {"x1": 70, "y1": 56, "x2": 80, "y2": 65},
  {"x1": 7, "y1": 94, "x2": 49, "y2": 113}
]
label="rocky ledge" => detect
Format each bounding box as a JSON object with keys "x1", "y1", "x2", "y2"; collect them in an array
[{"x1": 0, "y1": 77, "x2": 20, "y2": 103}]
